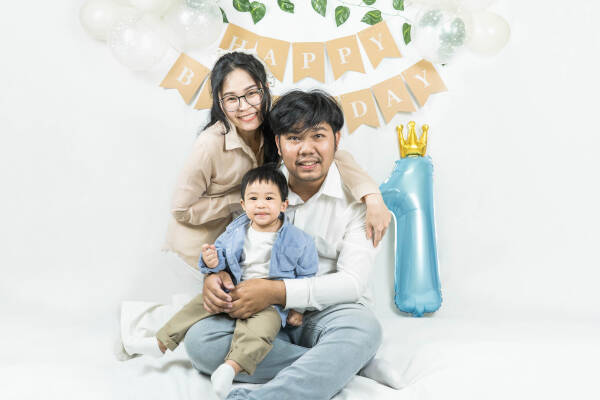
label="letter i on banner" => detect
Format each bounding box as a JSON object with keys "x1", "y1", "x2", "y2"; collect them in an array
[
  {"x1": 292, "y1": 42, "x2": 325, "y2": 83},
  {"x1": 257, "y1": 37, "x2": 290, "y2": 82},
  {"x1": 325, "y1": 35, "x2": 365, "y2": 80},
  {"x1": 402, "y1": 59, "x2": 447, "y2": 106},
  {"x1": 160, "y1": 53, "x2": 210, "y2": 104},
  {"x1": 340, "y1": 89, "x2": 380, "y2": 133},
  {"x1": 371, "y1": 75, "x2": 416, "y2": 123},
  {"x1": 357, "y1": 21, "x2": 402, "y2": 69},
  {"x1": 219, "y1": 23, "x2": 260, "y2": 51}
]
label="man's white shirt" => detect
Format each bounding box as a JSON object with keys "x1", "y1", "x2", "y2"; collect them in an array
[{"x1": 281, "y1": 162, "x2": 379, "y2": 311}]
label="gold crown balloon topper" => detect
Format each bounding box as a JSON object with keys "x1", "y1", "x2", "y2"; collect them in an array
[{"x1": 397, "y1": 121, "x2": 428, "y2": 158}]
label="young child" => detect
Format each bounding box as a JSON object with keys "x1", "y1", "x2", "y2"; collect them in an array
[{"x1": 155, "y1": 164, "x2": 319, "y2": 399}]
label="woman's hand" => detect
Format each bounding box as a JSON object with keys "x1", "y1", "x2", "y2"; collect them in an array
[
  {"x1": 363, "y1": 193, "x2": 391, "y2": 248},
  {"x1": 202, "y1": 271, "x2": 234, "y2": 314},
  {"x1": 228, "y1": 279, "x2": 285, "y2": 319}
]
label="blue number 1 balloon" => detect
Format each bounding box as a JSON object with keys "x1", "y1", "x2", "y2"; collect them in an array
[{"x1": 380, "y1": 121, "x2": 442, "y2": 317}]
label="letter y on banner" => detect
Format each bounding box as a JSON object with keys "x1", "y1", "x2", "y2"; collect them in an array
[
  {"x1": 160, "y1": 53, "x2": 210, "y2": 104},
  {"x1": 402, "y1": 59, "x2": 447, "y2": 106}
]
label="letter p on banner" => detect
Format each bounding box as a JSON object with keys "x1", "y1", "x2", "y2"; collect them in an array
[{"x1": 160, "y1": 53, "x2": 210, "y2": 104}]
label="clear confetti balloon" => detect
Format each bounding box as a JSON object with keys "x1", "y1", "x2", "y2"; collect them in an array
[
  {"x1": 411, "y1": 4, "x2": 471, "y2": 64},
  {"x1": 108, "y1": 16, "x2": 169, "y2": 70},
  {"x1": 128, "y1": 0, "x2": 175, "y2": 15},
  {"x1": 163, "y1": 0, "x2": 224, "y2": 51}
]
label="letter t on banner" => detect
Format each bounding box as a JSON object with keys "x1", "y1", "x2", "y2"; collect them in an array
[
  {"x1": 402, "y1": 59, "x2": 447, "y2": 106},
  {"x1": 340, "y1": 89, "x2": 380, "y2": 133},
  {"x1": 160, "y1": 53, "x2": 210, "y2": 104},
  {"x1": 326, "y1": 35, "x2": 365, "y2": 80},
  {"x1": 293, "y1": 42, "x2": 325, "y2": 83},
  {"x1": 357, "y1": 21, "x2": 402, "y2": 69}
]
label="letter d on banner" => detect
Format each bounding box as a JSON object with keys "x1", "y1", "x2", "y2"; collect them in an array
[
  {"x1": 340, "y1": 89, "x2": 379, "y2": 133},
  {"x1": 160, "y1": 53, "x2": 209, "y2": 104}
]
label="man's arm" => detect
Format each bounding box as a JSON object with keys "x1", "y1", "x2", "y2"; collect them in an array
[
  {"x1": 284, "y1": 203, "x2": 378, "y2": 311},
  {"x1": 227, "y1": 279, "x2": 286, "y2": 319}
]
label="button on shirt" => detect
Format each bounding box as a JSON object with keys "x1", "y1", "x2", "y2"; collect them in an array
[{"x1": 281, "y1": 163, "x2": 379, "y2": 311}]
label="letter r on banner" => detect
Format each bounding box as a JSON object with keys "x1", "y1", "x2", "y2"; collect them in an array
[{"x1": 160, "y1": 53, "x2": 209, "y2": 104}]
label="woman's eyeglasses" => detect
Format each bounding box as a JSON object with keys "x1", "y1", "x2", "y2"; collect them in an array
[{"x1": 220, "y1": 88, "x2": 264, "y2": 112}]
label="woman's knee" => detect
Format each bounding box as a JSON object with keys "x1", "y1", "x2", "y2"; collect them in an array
[{"x1": 184, "y1": 316, "x2": 234, "y2": 374}]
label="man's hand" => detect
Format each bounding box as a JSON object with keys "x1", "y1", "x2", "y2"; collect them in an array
[
  {"x1": 286, "y1": 310, "x2": 304, "y2": 326},
  {"x1": 228, "y1": 279, "x2": 285, "y2": 319},
  {"x1": 363, "y1": 193, "x2": 391, "y2": 247},
  {"x1": 202, "y1": 270, "x2": 234, "y2": 314},
  {"x1": 157, "y1": 339, "x2": 167, "y2": 354},
  {"x1": 201, "y1": 244, "x2": 219, "y2": 268}
]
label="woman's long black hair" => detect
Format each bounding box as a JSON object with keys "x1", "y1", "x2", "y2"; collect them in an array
[{"x1": 203, "y1": 52, "x2": 279, "y2": 164}]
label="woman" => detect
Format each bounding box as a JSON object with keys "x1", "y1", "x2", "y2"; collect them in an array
[{"x1": 163, "y1": 51, "x2": 390, "y2": 268}]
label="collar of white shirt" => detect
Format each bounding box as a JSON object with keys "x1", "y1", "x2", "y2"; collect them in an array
[{"x1": 280, "y1": 161, "x2": 345, "y2": 206}]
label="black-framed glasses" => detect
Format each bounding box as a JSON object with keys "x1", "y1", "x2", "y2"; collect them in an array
[{"x1": 220, "y1": 88, "x2": 264, "y2": 112}]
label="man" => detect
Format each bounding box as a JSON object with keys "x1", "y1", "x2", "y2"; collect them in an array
[{"x1": 184, "y1": 90, "x2": 400, "y2": 399}]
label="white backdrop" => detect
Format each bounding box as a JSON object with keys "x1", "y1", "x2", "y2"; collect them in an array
[{"x1": 2, "y1": 1, "x2": 600, "y2": 399}]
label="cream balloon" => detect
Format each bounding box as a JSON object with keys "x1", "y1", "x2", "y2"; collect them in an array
[
  {"x1": 79, "y1": 0, "x2": 137, "y2": 41},
  {"x1": 108, "y1": 16, "x2": 169, "y2": 70},
  {"x1": 128, "y1": 0, "x2": 174, "y2": 15},
  {"x1": 457, "y1": 0, "x2": 495, "y2": 11},
  {"x1": 467, "y1": 10, "x2": 510, "y2": 56},
  {"x1": 163, "y1": 0, "x2": 224, "y2": 51}
]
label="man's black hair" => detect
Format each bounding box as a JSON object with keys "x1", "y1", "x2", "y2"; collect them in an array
[
  {"x1": 240, "y1": 163, "x2": 288, "y2": 201},
  {"x1": 268, "y1": 90, "x2": 344, "y2": 137}
]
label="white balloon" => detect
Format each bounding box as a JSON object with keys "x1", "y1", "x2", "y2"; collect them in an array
[
  {"x1": 467, "y1": 11, "x2": 510, "y2": 56},
  {"x1": 411, "y1": 5, "x2": 471, "y2": 64},
  {"x1": 128, "y1": 0, "x2": 175, "y2": 15},
  {"x1": 108, "y1": 16, "x2": 169, "y2": 70},
  {"x1": 79, "y1": 0, "x2": 137, "y2": 41},
  {"x1": 163, "y1": 0, "x2": 224, "y2": 51},
  {"x1": 456, "y1": 0, "x2": 495, "y2": 11}
]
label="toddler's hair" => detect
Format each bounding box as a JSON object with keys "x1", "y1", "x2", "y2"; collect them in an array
[{"x1": 240, "y1": 163, "x2": 288, "y2": 201}]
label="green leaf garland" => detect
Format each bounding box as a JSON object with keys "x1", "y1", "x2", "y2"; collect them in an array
[
  {"x1": 311, "y1": 0, "x2": 327, "y2": 17},
  {"x1": 393, "y1": 0, "x2": 404, "y2": 11},
  {"x1": 250, "y1": 2, "x2": 266, "y2": 24},
  {"x1": 277, "y1": 0, "x2": 294, "y2": 13},
  {"x1": 335, "y1": 6, "x2": 350, "y2": 27},
  {"x1": 361, "y1": 9, "x2": 382, "y2": 25},
  {"x1": 233, "y1": 0, "x2": 251, "y2": 12},
  {"x1": 363, "y1": 0, "x2": 376, "y2": 5},
  {"x1": 220, "y1": 7, "x2": 228, "y2": 23},
  {"x1": 402, "y1": 22, "x2": 411, "y2": 44}
]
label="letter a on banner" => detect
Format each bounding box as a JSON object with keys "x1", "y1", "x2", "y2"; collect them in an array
[
  {"x1": 357, "y1": 21, "x2": 402, "y2": 69},
  {"x1": 219, "y1": 24, "x2": 260, "y2": 51},
  {"x1": 257, "y1": 37, "x2": 290, "y2": 82},
  {"x1": 326, "y1": 35, "x2": 365, "y2": 80},
  {"x1": 371, "y1": 75, "x2": 416, "y2": 123},
  {"x1": 340, "y1": 89, "x2": 380, "y2": 133},
  {"x1": 160, "y1": 53, "x2": 210, "y2": 104},
  {"x1": 402, "y1": 59, "x2": 447, "y2": 106},
  {"x1": 293, "y1": 42, "x2": 325, "y2": 83}
]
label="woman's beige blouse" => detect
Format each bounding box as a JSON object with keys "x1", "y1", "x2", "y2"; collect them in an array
[{"x1": 163, "y1": 121, "x2": 379, "y2": 267}]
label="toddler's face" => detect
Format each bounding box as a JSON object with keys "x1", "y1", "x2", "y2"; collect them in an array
[{"x1": 241, "y1": 180, "x2": 288, "y2": 231}]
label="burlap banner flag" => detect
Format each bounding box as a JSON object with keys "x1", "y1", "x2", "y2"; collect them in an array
[
  {"x1": 340, "y1": 89, "x2": 380, "y2": 133},
  {"x1": 326, "y1": 35, "x2": 365, "y2": 80},
  {"x1": 402, "y1": 59, "x2": 447, "y2": 107},
  {"x1": 219, "y1": 24, "x2": 260, "y2": 51},
  {"x1": 293, "y1": 42, "x2": 326, "y2": 83},
  {"x1": 357, "y1": 21, "x2": 402, "y2": 69},
  {"x1": 160, "y1": 53, "x2": 210, "y2": 104},
  {"x1": 257, "y1": 37, "x2": 290, "y2": 82},
  {"x1": 194, "y1": 78, "x2": 212, "y2": 110},
  {"x1": 371, "y1": 75, "x2": 416, "y2": 123}
]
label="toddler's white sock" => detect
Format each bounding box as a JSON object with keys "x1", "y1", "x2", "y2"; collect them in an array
[
  {"x1": 211, "y1": 363, "x2": 236, "y2": 399},
  {"x1": 358, "y1": 358, "x2": 406, "y2": 389}
]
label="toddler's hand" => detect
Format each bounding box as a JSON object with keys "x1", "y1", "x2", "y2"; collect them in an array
[
  {"x1": 286, "y1": 310, "x2": 303, "y2": 326},
  {"x1": 157, "y1": 338, "x2": 167, "y2": 354},
  {"x1": 201, "y1": 244, "x2": 219, "y2": 268}
]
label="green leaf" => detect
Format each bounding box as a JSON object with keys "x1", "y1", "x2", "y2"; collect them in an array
[
  {"x1": 361, "y1": 9, "x2": 382, "y2": 25},
  {"x1": 402, "y1": 22, "x2": 411, "y2": 44},
  {"x1": 311, "y1": 0, "x2": 327, "y2": 17},
  {"x1": 250, "y1": 2, "x2": 266, "y2": 23},
  {"x1": 233, "y1": 0, "x2": 251, "y2": 12},
  {"x1": 363, "y1": 0, "x2": 376, "y2": 5},
  {"x1": 392, "y1": 0, "x2": 404, "y2": 11},
  {"x1": 334, "y1": 6, "x2": 350, "y2": 27},
  {"x1": 277, "y1": 0, "x2": 294, "y2": 13},
  {"x1": 220, "y1": 7, "x2": 229, "y2": 23}
]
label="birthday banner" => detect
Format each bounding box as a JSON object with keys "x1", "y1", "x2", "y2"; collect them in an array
[{"x1": 160, "y1": 22, "x2": 447, "y2": 133}]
